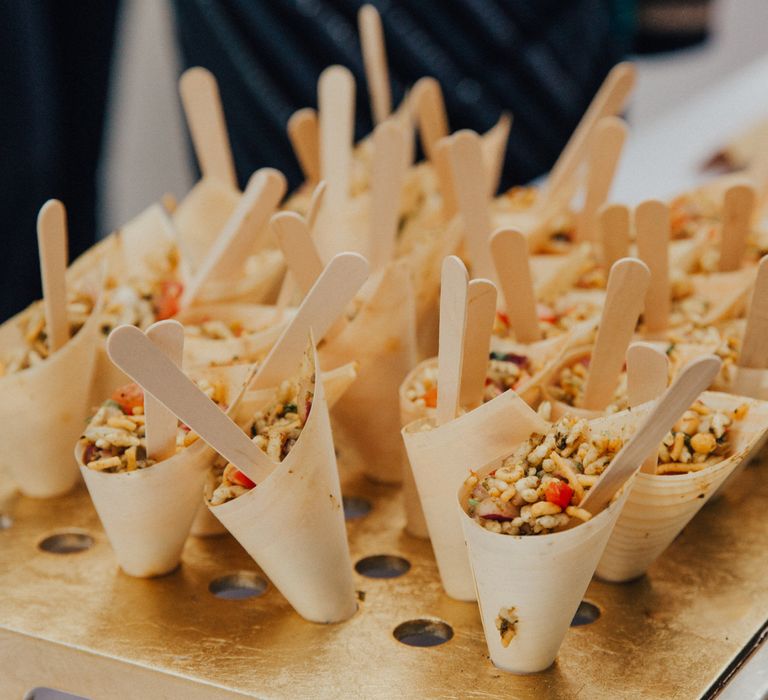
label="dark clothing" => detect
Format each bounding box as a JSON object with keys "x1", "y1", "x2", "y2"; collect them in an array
[
  {"x1": 0, "y1": 0, "x2": 120, "y2": 321},
  {"x1": 171, "y1": 0, "x2": 627, "y2": 191}
]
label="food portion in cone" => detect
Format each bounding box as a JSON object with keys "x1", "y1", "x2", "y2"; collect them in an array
[
  {"x1": 493, "y1": 295, "x2": 601, "y2": 342},
  {"x1": 463, "y1": 414, "x2": 622, "y2": 535},
  {"x1": 654, "y1": 398, "x2": 748, "y2": 475},
  {"x1": 207, "y1": 348, "x2": 314, "y2": 505},
  {"x1": 463, "y1": 391, "x2": 750, "y2": 537},
  {"x1": 80, "y1": 376, "x2": 230, "y2": 474},
  {"x1": 0, "y1": 289, "x2": 96, "y2": 375}
]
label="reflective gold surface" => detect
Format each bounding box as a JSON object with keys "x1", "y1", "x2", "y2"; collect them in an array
[{"x1": 2, "y1": 448, "x2": 768, "y2": 699}]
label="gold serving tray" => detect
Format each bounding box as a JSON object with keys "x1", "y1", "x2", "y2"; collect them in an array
[{"x1": 2, "y1": 449, "x2": 768, "y2": 699}]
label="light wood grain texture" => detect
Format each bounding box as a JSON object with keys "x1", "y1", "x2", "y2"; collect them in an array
[
  {"x1": 460, "y1": 279, "x2": 497, "y2": 410},
  {"x1": 181, "y1": 169, "x2": 287, "y2": 307},
  {"x1": 490, "y1": 228, "x2": 541, "y2": 343},
  {"x1": 448, "y1": 130, "x2": 495, "y2": 279},
  {"x1": 252, "y1": 253, "x2": 369, "y2": 390},
  {"x1": 541, "y1": 62, "x2": 636, "y2": 219},
  {"x1": 626, "y1": 342, "x2": 669, "y2": 474},
  {"x1": 145, "y1": 321, "x2": 185, "y2": 461},
  {"x1": 272, "y1": 212, "x2": 324, "y2": 296},
  {"x1": 576, "y1": 116, "x2": 627, "y2": 241},
  {"x1": 36, "y1": 200, "x2": 70, "y2": 353},
  {"x1": 179, "y1": 67, "x2": 237, "y2": 188},
  {"x1": 319, "y1": 66, "x2": 355, "y2": 214},
  {"x1": 306, "y1": 180, "x2": 326, "y2": 232},
  {"x1": 599, "y1": 203, "x2": 631, "y2": 269},
  {"x1": 582, "y1": 258, "x2": 650, "y2": 410},
  {"x1": 581, "y1": 355, "x2": 721, "y2": 515},
  {"x1": 287, "y1": 108, "x2": 320, "y2": 184},
  {"x1": 436, "y1": 256, "x2": 470, "y2": 425},
  {"x1": 739, "y1": 255, "x2": 768, "y2": 368},
  {"x1": 107, "y1": 325, "x2": 274, "y2": 484},
  {"x1": 719, "y1": 183, "x2": 756, "y2": 271},
  {"x1": 433, "y1": 136, "x2": 458, "y2": 220},
  {"x1": 635, "y1": 199, "x2": 671, "y2": 335},
  {"x1": 370, "y1": 120, "x2": 408, "y2": 271},
  {"x1": 412, "y1": 77, "x2": 449, "y2": 162},
  {"x1": 358, "y1": 4, "x2": 391, "y2": 124},
  {"x1": 481, "y1": 113, "x2": 512, "y2": 198}
]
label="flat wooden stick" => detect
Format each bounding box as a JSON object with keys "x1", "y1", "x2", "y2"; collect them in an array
[
  {"x1": 274, "y1": 182, "x2": 327, "y2": 315},
  {"x1": 412, "y1": 77, "x2": 449, "y2": 162},
  {"x1": 319, "y1": 65, "x2": 355, "y2": 215},
  {"x1": 635, "y1": 199, "x2": 671, "y2": 335},
  {"x1": 182, "y1": 168, "x2": 287, "y2": 307},
  {"x1": 179, "y1": 67, "x2": 237, "y2": 188},
  {"x1": 145, "y1": 320, "x2": 185, "y2": 461},
  {"x1": 460, "y1": 278, "x2": 497, "y2": 410},
  {"x1": 287, "y1": 108, "x2": 320, "y2": 184},
  {"x1": 580, "y1": 355, "x2": 721, "y2": 516},
  {"x1": 599, "y1": 203, "x2": 631, "y2": 269},
  {"x1": 358, "y1": 4, "x2": 391, "y2": 124},
  {"x1": 542, "y1": 63, "x2": 636, "y2": 217},
  {"x1": 36, "y1": 200, "x2": 70, "y2": 353},
  {"x1": 271, "y1": 212, "x2": 324, "y2": 296},
  {"x1": 582, "y1": 258, "x2": 650, "y2": 410},
  {"x1": 719, "y1": 183, "x2": 756, "y2": 272},
  {"x1": 626, "y1": 342, "x2": 668, "y2": 474},
  {"x1": 739, "y1": 255, "x2": 768, "y2": 368},
  {"x1": 481, "y1": 112, "x2": 512, "y2": 198},
  {"x1": 490, "y1": 228, "x2": 541, "y2": 343},
  {"x1": 306, "y1": 180, "x2": 326, "y2": 233},
  {"x1": 370, "y1": 120, "x2": 408, "y2": 271},
  {"x1": 432, "y1": 136, "x2": 458, "y2": 221},
  {"x1": 576, "y1": 116, "x2": 628, "y2": 241},
  {"x1": 436, "y1": 256, "x2": 470, "y2": 425},
  {"x1": 448, "y1": 130, "x2": 495, "y2": 279},
  {"x1": 107, "y1": 325, "x2": 273, "y2": 484},
  {"x1": 252, "y1": 252, "x2": 369, "y2": 390}
]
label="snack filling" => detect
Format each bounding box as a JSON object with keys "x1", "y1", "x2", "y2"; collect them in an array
[
  {"x1": 403, "y1": 352, "x2": 539, "y2": 409},
  {"x1": 0, "y1": 291, "x2": 95, "y2": 375},
  {"x1": 465, "y1": 399, "x2": 747, "y2": 535},
  {"x1": 207, "y1": 350, "x2": 315, "y2": 506},
  {"x1": 80, "y1": 378, "x2": 226, "y2": 473}
]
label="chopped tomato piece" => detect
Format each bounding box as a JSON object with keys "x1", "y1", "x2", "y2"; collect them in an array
[
  {"x1": 230, "y1": 469, "x2": 256, "y2": 489},
  {"x1": 423, "y1": 386, "x2": 438, "y2": 408},
  {"x1": 111, "y1": 383, "x2": 144, "y2": 413},
  {"x1": 496, "y1": 310, "x2": 510, "y2": 327},
  {"x1": 155, "y1": 280, "x2": 184, "y2": 320},
  {"x1": 545, "y1": 480, "x2": 573, "y2": 509}
]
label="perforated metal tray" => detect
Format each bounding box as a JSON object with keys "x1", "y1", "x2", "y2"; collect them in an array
[{"x1": 2, "y1": 449, "x2": 767, "y2": 699}]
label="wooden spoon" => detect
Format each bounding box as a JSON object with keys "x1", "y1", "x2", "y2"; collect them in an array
[
  {"x1": 635, "y1": 199, "x2": 670, "y2": 336},
  {"x1": 144, "y1": 320, "x2": 185, "y2": 461},
  {"x1": 460, "y1": 278, "x2": 497, "y2": 410},
  {"x1": 582, "y1": 258, "x2": 650, "y2": 410},
  {"x1": 358, "y1": 4, "x2": 391, "y2": 124},
  {"x1": 626, "y1": 342, "x2": 669, "y2": 474},
  {"x1": 179, "y1": 67, "x2": 237, "y2": 188},
  {"x1": 580, "y1": 355, "x2": 721, "y2": 516},
  {"x1": 36, "y1": 200, "x2": 70, "y2": 353},
  {"x1": 287, "y1": 108, "x2": 320, "y2": 184}
]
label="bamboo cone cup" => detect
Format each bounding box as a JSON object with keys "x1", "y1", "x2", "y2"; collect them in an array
[
  {"x1": 596, "y1": 392, "x2": 768, "y2": 582},
  {"x1": 76, "y1": 364, "x2": 251, "y2": 574},
  {"x1": 459, "y1": 481, "x2": 631, "y2": 673},
  {"x1": 397, "y1": 332, "x2": 588, "y2": 538},
  {"x1": 77, "y1": 439, "x2": 215, "y2": 577},
  {"x1": 190, "y1": 361, "x2": 358, "y2": 537},
  {"x1": 0, "y1": 276, "x2": 103, "y2": 498},
  {"x1": 322, "y1": 261, "x2": 418, "y2": 484},
  {"x1": 208, "y1": 354, "x2": 358, "y2": 623},
  {"x1": 402, "y1": 391, "x2": 548, "y2": 600}
]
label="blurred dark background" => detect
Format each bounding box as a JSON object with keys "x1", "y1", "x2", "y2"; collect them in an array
[{"x1": 1, "y1": 0, "x2": 747, "y2": 323}]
